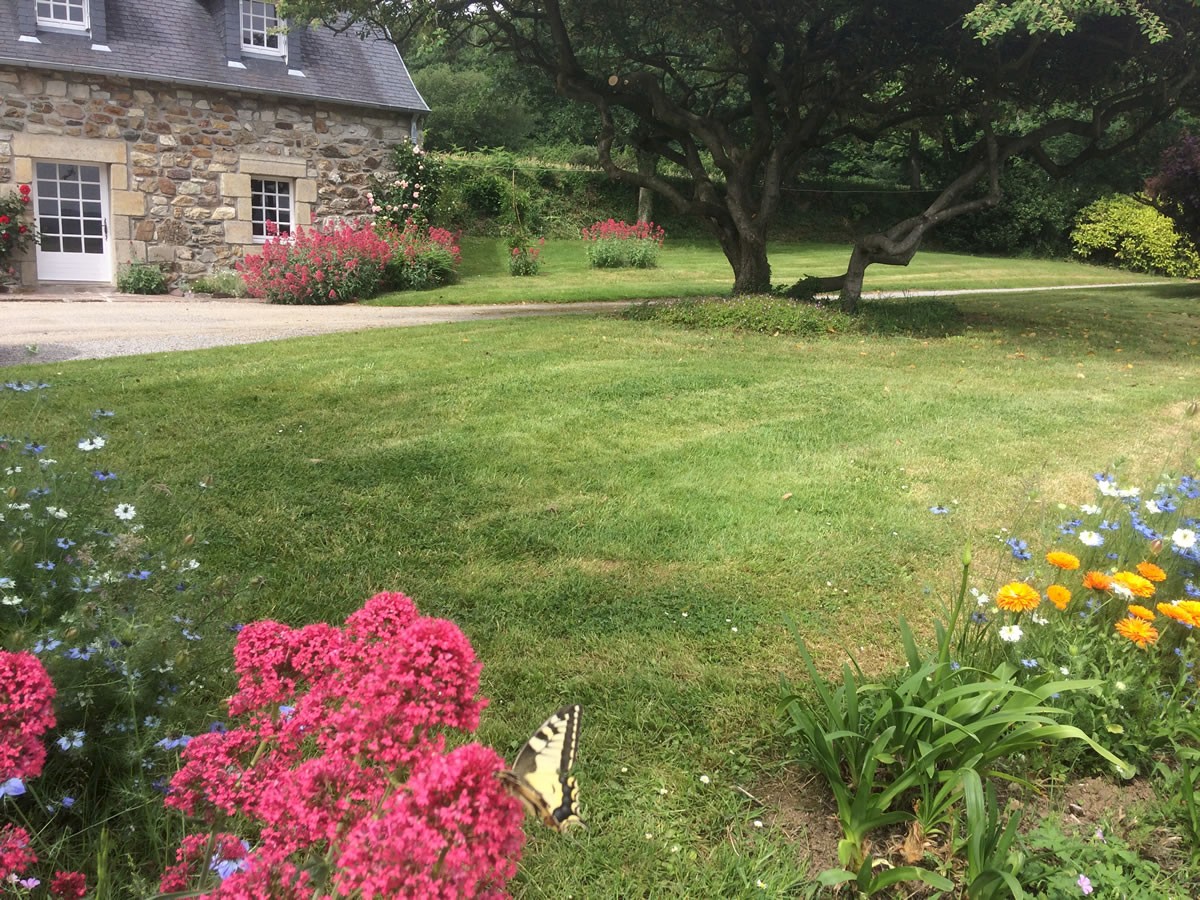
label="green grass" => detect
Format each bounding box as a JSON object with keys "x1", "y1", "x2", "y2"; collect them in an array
[
  {"x1": 367, "y1": 237, "x2": 1172, "y2": 306},
  {"x1": 5, "y1": 283, "x2": 1200, "y2": 894}
]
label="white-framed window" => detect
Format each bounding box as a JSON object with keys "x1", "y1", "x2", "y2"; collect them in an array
[
  {"x1": 251, "y1": 178, "x2": 293, "y2": 240},
  {"x1": 36, "y1": 0, "x2": 89, "y2": 30},
  {"x1": 241, "y1": 1, "x2": 287, "y2": 57}
]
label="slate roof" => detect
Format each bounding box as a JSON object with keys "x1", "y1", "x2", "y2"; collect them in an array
[{"x1": 0, "y1": 0, "x2": 428, "y2": 113}]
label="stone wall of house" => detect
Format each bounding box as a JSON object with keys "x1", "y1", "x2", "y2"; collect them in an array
[{"x1": 0, "y1": 65, "x2": 415, "y2": 285}]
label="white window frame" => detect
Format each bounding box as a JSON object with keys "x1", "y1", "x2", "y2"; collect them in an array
[
  {"x1": 36, "y1": 0, "x2": 90, "y2": 32},
  {"x1": 240, "y1": 1, "x2": 287, "y2": 58},
  {"x1": 251, "y1": 178, "x2": 293, "y2": 241}
]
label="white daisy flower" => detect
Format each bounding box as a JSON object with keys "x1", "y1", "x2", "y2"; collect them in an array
[
  {"x1": 77, "y1": 436, "x2": 106, "y2": 451},
  {"x1": 114, "y1": 503, "x2": 137, "y2": 521},
  {"x1": 699, "y1": 775, "x2": 711, "y2": 785},
  {"x1": 45, "y1": 506, "x2": 68, "y2": 519},
  {"x1": 1145, "y1": 500, "x2": 1162, "y2": 515},
  {"x1": 1173, "y1": 528, "x2": 1197, "y2": 550},
  {"x1": 1078, "y1": 530, "x2": 1104, "y2": 547},
  {"x1": 1080, "y1": 503, "x2": 1101, "y2": 515}
]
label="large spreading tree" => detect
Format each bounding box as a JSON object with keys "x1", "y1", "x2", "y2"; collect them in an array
[{"x1": 283, "y1": 0, "x2": 1200, "y2": 310}]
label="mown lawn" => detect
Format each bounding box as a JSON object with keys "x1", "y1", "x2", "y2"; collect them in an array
[
  {"x1": 4, "y1": 283, "x2": 1200, "y2": 895},
  {"x1": 367, "y1": 237, "x2": 1169, "y2": 306}
]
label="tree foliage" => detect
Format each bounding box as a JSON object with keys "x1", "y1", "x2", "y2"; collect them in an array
[
  {"x1": 1146, "y1": 131, "x2": 1200, "y2": 246},
  {"x1": 281, "y1": 0, "x2": 1200, "y2": 308}
]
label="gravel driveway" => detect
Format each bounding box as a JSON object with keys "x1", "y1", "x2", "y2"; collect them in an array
[{"x1": 0, "y1": 295, "x2": 630, "y2": 367}]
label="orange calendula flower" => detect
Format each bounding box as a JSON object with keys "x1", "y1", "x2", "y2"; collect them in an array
[
  {"x1": 1112, "y1": 571, "x2": 1155, "y2": 599},
  {"x1": 1046, "y1": 551, "x2": 1081, "y2": 571},
  {"x1": 1157, "y1": 602, "x2": 1200, "y2": 628},
  {"x1": 1115, "y1": 617, "x2": 1159, "y2": 649},
  {"x1": 996, "y1": 582, "x2": 1041, "y2": 613},
  {"x1": 1127, "y1": 604, "x2": 1155, "y2": 621},
  {"x1": 1046, "y1": 584, "x2": 1071, "y2": 610},
  {"x1": 1082, "y1": 571, "x2": 1113, "y2": 591},
  {"x1": 1135, "y1": 561, "x2": 1167, "y2": 583}
]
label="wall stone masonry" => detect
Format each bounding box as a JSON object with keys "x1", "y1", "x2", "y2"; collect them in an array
[{"x1": 0, "y1": 65, "x2": 414, "y2": 285}]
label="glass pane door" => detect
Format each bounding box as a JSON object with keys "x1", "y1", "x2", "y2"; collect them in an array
[{"x1": 34, "y1": 161, "x2": 111, "y2": 282}]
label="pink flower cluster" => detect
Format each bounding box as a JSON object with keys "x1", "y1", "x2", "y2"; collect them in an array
[
  {"x1": 0, "y1": 650, "x2": 57, "y2": 781},
  {"x1": 237, "y1": 220, "x2": 393, "y2": 305},
  {"x1": 162, "y1": 592, "x2": 525, "y2": 898},
  {"x1": 580, "y1": 218, "x2": 666, "y2": 245},
  {"x1": 379, "y1": 219, "x2": 462, "y2": 268},
  {"x1": 0, "y1": 825, "x2": 37, "y2": 883}
]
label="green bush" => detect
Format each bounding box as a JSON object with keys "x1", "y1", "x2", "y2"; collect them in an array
[
  {"x1": 116, "y1": 261, "x2": 167, "y2": 294},
  {"x1": 461, "y1": 173, "x2": 511, "y2": 218},
  {"x1": 188, "y1": 270, "x2": 247, "y2": 298},
  {"x1": 1071, "y1": 194, "x2": 1200, "y2": 277}
]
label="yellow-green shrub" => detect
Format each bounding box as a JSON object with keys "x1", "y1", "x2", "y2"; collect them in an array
[{"x1": 1070, "y1": 194, "x2": 1200, "y2": 277}]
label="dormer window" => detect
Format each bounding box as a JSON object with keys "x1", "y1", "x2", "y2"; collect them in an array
[
  {"x1": 36, "y1": 0, "x2": 89, "y2": 31},
  {"x1": 241, "y1": 1, "x2": 286, "y2": 58}
]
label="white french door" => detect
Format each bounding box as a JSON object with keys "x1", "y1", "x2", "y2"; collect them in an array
[{"x1": 33, "y1": 161, "x2": 111, "y2": 282}]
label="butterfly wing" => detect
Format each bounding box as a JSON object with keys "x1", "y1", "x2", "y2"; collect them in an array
[{"x1": 502, "y1": 704, "x2": 584, "y2": 832}]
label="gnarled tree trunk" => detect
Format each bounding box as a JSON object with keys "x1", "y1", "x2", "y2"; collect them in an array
[{"x1": 717, "y1": 226, "x2": 772, "y2": 295}]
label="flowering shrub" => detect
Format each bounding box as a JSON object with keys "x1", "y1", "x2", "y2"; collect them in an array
[
  {"x1": 581, "y1": 218, "x2": 665, "y2": 269},
  {"x1": 2, "y1": 389, "x2": 232, "y2": 892},
  {"x1": 0, "y1": 185, "x2": 37, "y2": 286},
  {"x1": 238, "y1": 221, "x2": 392, "y2": 304},
  {"x1": 962, "y1": 471, "x2": 1200, "y2": 770},
  {"x1": 161, "y1": 591, "x2": 525, "y2": 897},
  {"x1": 368, "y1": 139, "x2": 444, "y2": 228},
  {"x1": 507, "y1": 233, "x2": 544, "y2": 277},
  {"x1": 378, "y1": 219, "x2": 461, "y2": 291}
]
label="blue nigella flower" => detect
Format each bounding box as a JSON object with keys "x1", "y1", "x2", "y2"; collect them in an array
[
  {"x1": 1021, "y1": 658, "x2": 1039, "y2": 669},
  {"x1": 208, "y1": 721, "x2": 228, "y2": 734},
  {"x1": 61, "y1": 796, "x2": 75, "y2": 808},
  {"x1": 65, "y1": 647, "x2": 94, "y2": 661},
  {"x1": 22, "y1": 442, "x2": 45, "y2": 455},
  {"x1": 34, "y1": 560, "x2": 55, "y2": 571},
  {"x1": 181, "y1": 629, "x2": 201, "y2": 641},
  {"x1": 155, "y1": 735, "x2": 193, "y2": 751},
  {"x1": 144, "y1": 716, "x2": 161, "y2": 728},
  {"x1": 55, "y1": 537, "x2": 75, "y2": 549},
  {"x1": 950, "y1": 661, "x2": 961, "y2": 672},
  {"x1": 0, "y1": 777, "x2": 25, "y2": 798},
  {"x1": 126, "y1": 570, "x2": 151, "y2": 581},
  {"x1": 210, "y1": 841, "x2": 252, "y2": 880},
  {"x1": 929, "y1": 505, "x2": 950, "y2": 515},
  {"x1": 1099, "y1": 520, "x2": 1120, "y2": 531},
  {"x1": 1185, "y1": 581, "x2": 1200, "y2": 599},
  {"x1": 33, "y1": 638, "x2": 61, "y2": 654},
  {"x1": 1006, "y1": 537, "x2": 1031, "y2": 561},
  {"x1": 970, "y1": 611, "x2": 988, "y2": 624},
  {"x1": 27, "y1": 487, "x2": 50, "y2": 497},
  {"x1": 56, "y1": 730, "x2": 84, "y2": 751},
  {"x1": 92, "y1": 470, "x2": 117, "y2": 481}
]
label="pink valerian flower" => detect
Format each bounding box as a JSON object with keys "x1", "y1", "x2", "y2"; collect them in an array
[
  {"x1": 333, "y1": 744, "x2": 525, "y2": 899},
  {"x1": 228, "y1": 621, "x2": 344, "y2": 716},
  {"x1": 580, "y1": 218, "x2": 666, "y2": 245},
  {"x1": 0, "y1": 824, "x2": 37, "y2": 882},
  {"x1": 49, "y1": 870, "x2": 87, "y2": 899},
  {"x1": 0, "y1": 650, "x2": 57, "y2": 781},
  {"x1": 343, "y1": 590, "x2": 418, "y2": 642},
  {"x1": 164, "y1": 593, "x2": 521, "y2": 897},
  {"x1": 237, "y1": 220, "x2": 392, "y2": 305}
]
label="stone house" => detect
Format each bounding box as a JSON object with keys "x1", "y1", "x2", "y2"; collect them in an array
[{"x1": 0, "y1": 0, "x2": 427, "y2": 286}]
